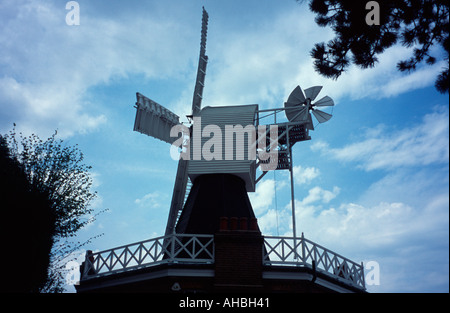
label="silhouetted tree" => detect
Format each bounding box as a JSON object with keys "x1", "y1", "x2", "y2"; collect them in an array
[
  {"x1": 0, "y1": 135, "x2": 55, "y2": 292},
  {"x1": 304, "y1": 0, "x2": 449, "y2": 93},
  {"x1": 2, "y1": 127, "x2": 101, "y2": 292},
  {"x1": 5, "y1": 130, "x2": 97, "y2": 240}
]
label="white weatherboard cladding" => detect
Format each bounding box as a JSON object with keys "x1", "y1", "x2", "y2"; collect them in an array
[{"x1": 188, "y1": 104, "x2": 258, "y2": 192}]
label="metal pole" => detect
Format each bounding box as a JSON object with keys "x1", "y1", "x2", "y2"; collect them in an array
[
  {"x1": 289, "y1": 148, "x2": 297, "y2": 239},
  {"x1": 286, "y1": 127, "x2": 298, "y2": 259}
]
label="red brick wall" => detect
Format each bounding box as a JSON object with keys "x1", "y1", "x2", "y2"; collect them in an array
[{"x1": 214, "y1": 218, "x2": 263, "y2": 290}]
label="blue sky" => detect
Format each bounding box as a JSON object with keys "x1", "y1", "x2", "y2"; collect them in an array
[{"x1": 1, "y1": 0, "x2": 448, "y2": 293}]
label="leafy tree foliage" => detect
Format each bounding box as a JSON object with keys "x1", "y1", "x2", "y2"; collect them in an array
[
  {"x1": 2, "y1": 127, "x2": 101, "y2": 292},
  {"x1": 5, "y1": 129, "x2": 97, "y2": 240},
  {"x1": 0, "y1": 135, "x2": 55, "y2": 292},
  {"x1": 306, "y1": 0, "x2": 449, "y2": 93}
]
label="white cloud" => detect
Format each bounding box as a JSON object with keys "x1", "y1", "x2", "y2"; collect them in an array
[
  {"x1": 282, "y1": 164, "x2": 448, "y2": 292},
  {"x1": 135, "y1": 192, "x2": 162, "y2": 209},
  {"x1": 305, "y1": 201, "x2": 417, "y2": 247},
  {"x1": 0, "y1": 0, "x2": 196, "y2": 137},
  {"x1": 248, "y1": 179, "x2": 275, "y2": 215},
  {"x1": 359, "y1": 167, "x2": 449, "y2": 209},
  {"x1": 297, "y1": 186, "x2": 340, "y2": 207},
  {"x1": 310, "y1": 140, "x2": 329, "y2": 152},
  {"x1": 297, "y1": 193, "x2": 449, "y2": 292},
  {"x1": 313, "y1": 106, "x2": 449, "y2": 171},
  {"x1": 196, "y1": 7, "x2": 445, "y2": 115},
  {"x1": 202, "y1": 8, "x2": 333, "y2": 109},
  {"x1": 331, "y1": 45, "x2": 447, "y2": 101},
  {"x1": 292, "y1": 165, "x2": 320, "y2": 185},
  {"x1": 255, "y1": 185, "x2": 340, "y2": 236},
  {"x1": 258, "y1": 208, "x2": 291, "y2": 236},
  {"x1": 253, "y1": 170, "x2": 448, "y2": 292},
  {"x1": 2, "y1": 0, "x2": 444, "y2": 139},
  {"x1": 0, "y1": 76, "x2": 107, "y2": 137}
]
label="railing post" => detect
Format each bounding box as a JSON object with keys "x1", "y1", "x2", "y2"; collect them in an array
[
  {"x1": 301, "y1": 232, "x2": 305, "y2": 265},
  {"x1": 361, "y1": 261, "x2": 366, "y2": 289},
  {"x1": 262, "y1": 237, "x2": 265, "y2": 264},
  {"x1": 81, "y1": 250, "x2": 94, "y2": 279},
  {"x1": 170, "y1": 234, "x2": 175, "y2": 262},
  {"x1": 313, "y1": 244, "x2": 317, "y2": 267}
]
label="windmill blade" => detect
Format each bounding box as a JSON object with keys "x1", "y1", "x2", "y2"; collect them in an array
[
  {"x1": 312, "y1": 109, "x2": 332, "y2": 123},
  {"x1": 287, "y1": 85, "x2": 306, "y2": 104},
  {"x1": 314, "y1": 96, "x2": 334, "y2": 107},
  {"x1": 191, "y1": 7, "x2": 209, "y2": 115},
  {"x1": 134, "y1": 92, "x2": 180, "y2": 144},
  {"x1": 304, "y1": 86, "x2": 322, "y2": 101},
  {"x1": 284, "y1": 101, "x2": 301, "y2": 107},
  {"x1": 286, "y1": 105, "x2": 309, "y2": 122}
]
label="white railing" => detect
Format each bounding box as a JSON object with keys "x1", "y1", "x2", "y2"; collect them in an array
[
  {"x1": 81, "y1": 233, "x2": 365, "y2": 290},
  {"x1": 81, "y1": 234, "x2": 214, "y2": 280},
  {"x1": 263, "y1": 234, "x2": 365, "y2": 289}
]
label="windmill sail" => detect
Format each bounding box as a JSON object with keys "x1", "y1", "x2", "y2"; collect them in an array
[
  {"x1": 312, "y1": 109, "x2": 332, "y2": 123},
  {"x1": 286, "y1": 85, "x2": 306, "y2": 104},
  {"x1": 191, "y1": 7, "x2": 209, "y2": 116},
  {"x1": 314, "y1": 96, "x2": 334, "y2": 107},
  {"x1": 304, "y1": 86, "x2": 322, "y2": 101},
  {"x1": 165, "y1": 7, "x2": 209, "y2": 236},
  {"x1": 134, "y1": 92, "x2": 180, "y2": 144}
]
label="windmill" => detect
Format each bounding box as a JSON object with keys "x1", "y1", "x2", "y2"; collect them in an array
[
  {"x1": 76, "y1": 7, "x2": 369, "y2": 295},
  {"x1": 132, "y1": 7, "x2": 335, "y2": 238}
]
